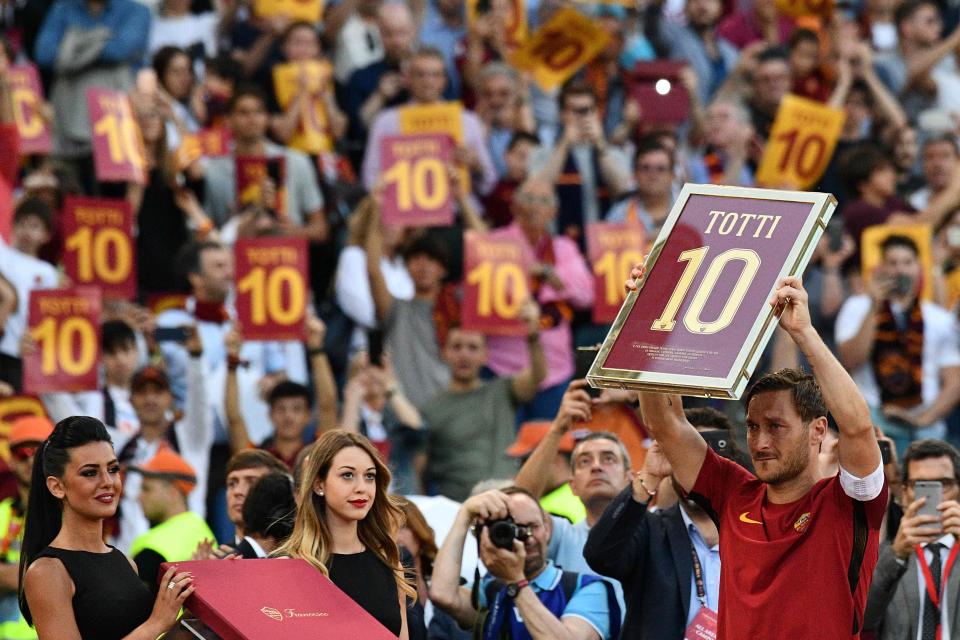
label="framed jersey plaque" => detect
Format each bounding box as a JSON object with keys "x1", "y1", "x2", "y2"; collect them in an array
[{"x1": 587, "y1": 183, "x2": 837, "y2": 399}]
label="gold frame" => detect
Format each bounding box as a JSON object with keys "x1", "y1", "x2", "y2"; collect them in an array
[{"x1": 587, "y1": 183, "x2": 837, "y2": 400}]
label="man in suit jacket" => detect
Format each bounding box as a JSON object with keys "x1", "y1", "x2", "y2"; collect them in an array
[
  {"x1": 864, "y1": 439, "x2": 960, "y2": 640},
  {"x1": 583, "y1": 408, "x2": 751, "y2": 639}
]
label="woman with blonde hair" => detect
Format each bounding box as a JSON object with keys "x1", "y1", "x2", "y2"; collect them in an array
[{"x1": 276, "y1": 430, "x2": 413, "y2": 638}]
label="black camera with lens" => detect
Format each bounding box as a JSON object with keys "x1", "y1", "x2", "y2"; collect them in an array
[{"x1": 473, "y1": 517, "x2": 533, "y2": 550}]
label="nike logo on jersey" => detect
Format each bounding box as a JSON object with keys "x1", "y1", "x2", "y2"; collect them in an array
[{"x1": 739, "y1": 512, "x2": 762, "y2": 525}]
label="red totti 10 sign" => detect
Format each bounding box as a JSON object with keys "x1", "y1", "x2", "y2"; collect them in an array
[{"x1": 587, "y1": 184, "x2": 836, "y2": 399}]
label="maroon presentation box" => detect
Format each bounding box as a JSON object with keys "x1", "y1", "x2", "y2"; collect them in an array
[{"x1": 160, "y1": 559, "x2": 397, "y2": 640}]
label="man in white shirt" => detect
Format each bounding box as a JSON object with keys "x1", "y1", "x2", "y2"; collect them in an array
[
  {"x1": 836, "y1": 234, "x2": 960, "y2": 454},
  {"x1": 864, "y1": 439, "x2": 960, "y2": 640}
]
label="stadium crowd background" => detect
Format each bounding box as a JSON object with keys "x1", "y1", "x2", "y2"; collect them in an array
[{"x1": 3, "y1": 0, "x2": 960, "y2": 636}]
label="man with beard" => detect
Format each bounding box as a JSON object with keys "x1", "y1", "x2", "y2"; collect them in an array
[
  {"x1": 430, "y1": 487, "x2": 621, "y2": 639},
  {"x1": 837, "y1": 235, "x2": 960, "y2": 455},
  {"x1": 421, "y1": 309, "x2": 546, "y2": 501},
  {"x1": 633, "y1": 272, "x2": 887, "y2": 638}
]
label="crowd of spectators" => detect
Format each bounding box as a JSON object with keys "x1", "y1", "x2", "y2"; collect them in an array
[{"x1": 5, "y1": 0, "x2": 960, "y2": 636}]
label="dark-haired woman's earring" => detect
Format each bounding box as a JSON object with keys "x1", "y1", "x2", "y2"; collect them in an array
[{"x1": 318, "y1": 490, "x2": 324, "y2": 496}]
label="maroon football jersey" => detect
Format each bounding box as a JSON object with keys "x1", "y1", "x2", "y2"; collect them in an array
[{"x1": 690, "y1": 448, "x2": 887, "y2": 638}]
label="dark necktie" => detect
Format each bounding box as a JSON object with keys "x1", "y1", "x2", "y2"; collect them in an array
[{"x1": 922, "y1": 542, "x2": 944, "y2": 640}]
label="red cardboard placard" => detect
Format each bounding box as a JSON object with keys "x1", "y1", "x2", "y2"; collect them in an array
[
  {"x1": 380, "y1": 134, "x2": 454, "y2": 227},
  {"x1": 86, "y1": 88, "x2": 146, "y2": 184},
  {"x1": 24, "y1": 288, "x2": 102, "y2": 394},
  {"x1": 462, "y1": 231, "x2": 533, "y2": 335},
  {"x1": 586, "y1": 222, "x2": 646, "y2": 324},
  {"x1": 62, "y1": 196, "x2": 136, "y2": 300},
  {"x1": 234, "y1": 237, "x2": 308, "y2": 341},
  {"x1": 8, "y1": 64, "x2": 52, "y2": 155}
]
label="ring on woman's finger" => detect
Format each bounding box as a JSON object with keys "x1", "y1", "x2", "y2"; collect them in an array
[{"x1": 167, "y1": 581, "x2": 176, "y2": 590}]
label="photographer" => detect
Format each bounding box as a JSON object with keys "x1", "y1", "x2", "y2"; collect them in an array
[
  {"x1": 864, "y1": 439, "x2": 960, "y2": 638},
  {"x1": 429, "y1": 488, "x2": 620, "y2": 640},
  {"x1": 836, "y1": 234, "x2": 960, "y2": 455}
]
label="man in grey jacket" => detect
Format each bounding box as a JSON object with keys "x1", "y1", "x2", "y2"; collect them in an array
[{"x1": 864, "y1": 439, "x2": 960, "y2": 639}]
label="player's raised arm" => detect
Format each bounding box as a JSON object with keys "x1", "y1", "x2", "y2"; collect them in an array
[
  {"x1": 770, "y1": 276, "x2": 881, "y2": 478},
  {"x1": 626, "y1": 265, "x2": 708, "y2": 492}
]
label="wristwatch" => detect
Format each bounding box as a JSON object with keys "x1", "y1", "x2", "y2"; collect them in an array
[{"x1": 505, "y1": 579, "x2": 530, "y2": 598}]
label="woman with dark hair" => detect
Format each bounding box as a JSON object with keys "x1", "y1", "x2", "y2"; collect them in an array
[
  {"x1": 238, "y1": 472, "x2": 296, "y2": 558},
  {"x1": 19, "y1": 416, "x2": 193, "y2": 639},
  {"x1": 275, "y1": 430, "x2": 414, "y2": 638},
  {"x1": 152, "y1": 45, "x2": 201, "y2": 137}
]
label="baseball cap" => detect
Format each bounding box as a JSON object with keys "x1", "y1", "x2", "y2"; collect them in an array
[
  {"x1": 130, "y1": 366, "x2": 171, "y2": 393},
  {"x1": 506, "y1": 421, "x2": 576, "y2": 458},
  {"x1": 9, "y1": 416, "x2": 54, "y2": 448},
  {"x1": 131, "y1": 449, "x2": 197, "y2": 496}
]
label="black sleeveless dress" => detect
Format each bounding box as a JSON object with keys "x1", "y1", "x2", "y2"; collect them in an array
[
  {"x1": 33, "y1": 546, "x2": 154, "y2": 640},
  {"x1": 328, "y1": 548, "x2": 402, "y2": 637}
]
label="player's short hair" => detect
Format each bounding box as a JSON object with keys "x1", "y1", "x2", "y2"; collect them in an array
[{"x1": 743, "y1": 368, "x2": 827, "y2": 424}]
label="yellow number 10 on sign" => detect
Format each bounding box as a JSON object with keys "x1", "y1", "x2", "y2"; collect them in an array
[
  {"x1": 467, "y1": 262, "x2": 528, "y2": 318},
  {"x1": 30, "y1": 317, "x2": 97, "y2": 376},
  {"x1": 652, "y1": 247, "x2": 761, "y2": 334},
  {"x1": 595, "y1": 250, "x2": 644, "y2": 307},
  {"x1": 237, "y1": 266, "x2": 306, "y2": 325},
  {"x1": 65, "y1": 227, "x2": 132, "y2": 284},
  {"x1": 382, "y1": 157, "x2": 448, "y2": 211}
]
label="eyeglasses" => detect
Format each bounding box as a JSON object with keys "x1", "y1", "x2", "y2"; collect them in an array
[
  {"x1": 11, "y1": 446, "x2": 38, "y2": 462},
  {"x1": 904, "y1": 479, "x2": 959, "y2": 489}
]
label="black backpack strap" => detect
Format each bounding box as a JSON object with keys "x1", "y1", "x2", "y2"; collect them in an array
[
  {"x1": 847, "y1": 499, "x2": 868, "y2": 635},
  {"x1": 558, "y1": 570, "x2": 622, "y2": 640},
  {"x1": 559, "y1": 570, "x2": 579, "y2": 601}
]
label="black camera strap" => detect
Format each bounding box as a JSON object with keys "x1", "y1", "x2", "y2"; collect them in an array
[{"x1": 471, "y1": 532, "x2": 483, "y2": 611}]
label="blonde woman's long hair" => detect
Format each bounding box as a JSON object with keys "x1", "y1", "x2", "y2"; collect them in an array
[{"x1": 275, "y1": 430, "x2": 415, "y2": 598}]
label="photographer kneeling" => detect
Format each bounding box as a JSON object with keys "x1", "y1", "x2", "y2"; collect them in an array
[{"x1": 429, "y1": 487, "x2": 620, "y2": 640}]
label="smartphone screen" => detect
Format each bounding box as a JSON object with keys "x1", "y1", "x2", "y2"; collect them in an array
[
  {"x1": 878, "y1": 440, "x2": 892, "y2": 465},
  {"x1": 915, "y1": 480, "x2": 943, "y2": 530}
]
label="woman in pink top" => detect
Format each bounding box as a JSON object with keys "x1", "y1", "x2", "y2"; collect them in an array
[{"x1": 486, "y1": 178, "x2": 595, "y2": 420}]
